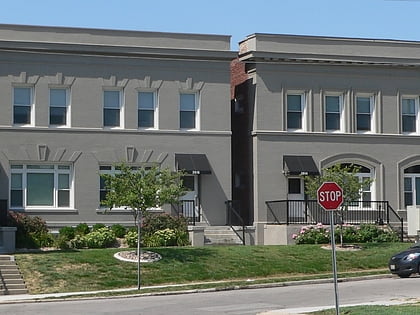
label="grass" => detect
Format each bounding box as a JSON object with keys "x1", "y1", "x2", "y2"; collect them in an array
[
  {"x1": 14, "y1": 242, "x2": 409, "y2": 295},
  {"x1": 310, "y1": 303, "x2": 420, "y2": 314}
]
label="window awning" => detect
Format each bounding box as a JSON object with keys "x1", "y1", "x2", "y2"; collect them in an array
[
  {"x1": 175, "y1": 154, "x2": 212, "y2": 175},
  {"x1": 283, "y1": 155, "x2": 319, "y2": 176}
]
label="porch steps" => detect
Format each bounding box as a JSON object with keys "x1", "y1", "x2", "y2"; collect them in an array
[
  {"x1": 204, "y1": 226, "x2": 243, "y2": 245},
  {"x1": 0, "y1": 255, "x2": 28, "y2": 295}
]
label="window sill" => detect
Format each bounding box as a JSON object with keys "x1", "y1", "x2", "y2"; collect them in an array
[
  {"x1": 96, "y1": 208, "x2": 163, "y2": 214},
  {"x1": 11, "y1": 208, "x2": 78, "y2": 213}
]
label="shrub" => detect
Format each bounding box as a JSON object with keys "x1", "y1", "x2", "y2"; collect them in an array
[
  {"x1": 293, "y1": 223, "x2": 399, "y2": 245},
  {"x1": 74, "y1": 223, "x2": 90, "y2": 236},
  {"x1": 125, "y1": 230, "x2": 138, "y2": 248},
  {"x1": 354, "y1": 224, "x2": 399, "y2": 243},
  {"x1": 140, "y1": 213, "x2": 189, "y2": 247},
  {"x1": 59, "y1": 226, "x2": 75, "y2": 241},
  {"x1": 55, "y1": 234, "x2": 71, "y2": 250},
  {"x1": 293, "y1": 223, "x2": 330, "y2": 245},
  {"x1": 83, "y1": 227, "x2": 116, "y2": 248},
  {"x1": 111, "y1": 224, "x2": 127, "y2": 238},
  {"x1": 92, "y1": 223, "x2": 106, "y2": 231},
  {"x1": 142, "y1": 213, "x2": 188, "y2": 235},
  {"x1": 69, "y1": 234, "x2": 87, "y2": 249},
  {"x1": 7, "y1": 211, "x2": 53, "y2": 248}
]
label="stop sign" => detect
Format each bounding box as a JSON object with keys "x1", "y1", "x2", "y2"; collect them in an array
[{"x1": 317, "y1": 182, "x2": 343, "y2": 210}]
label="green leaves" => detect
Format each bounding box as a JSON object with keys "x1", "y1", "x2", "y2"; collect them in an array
[
  {"x1": 304, "y1": 163, "x2": 373, "y2": 204},
  {"x1": 100, "y1": 163, "x2": 186, "y2": 219}
]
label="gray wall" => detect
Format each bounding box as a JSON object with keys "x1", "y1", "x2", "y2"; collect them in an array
[
  {"x1": 239, "y1": 34, "x2": 420, "y2": 238},
  {"x1": 0, "y1": 24, "x2": 234, "y2": 228}
]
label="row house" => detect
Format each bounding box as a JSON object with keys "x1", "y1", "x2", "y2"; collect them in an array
[
  {"x1": 0, "y1": 24, "x2": 235, "y2": 229},
  {"x1": 233, "y1": 34, "x2": 420, "y2": 244}
]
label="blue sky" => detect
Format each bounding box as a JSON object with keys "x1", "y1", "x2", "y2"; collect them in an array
[{"x1": 1, "y1": 0, "x2": 420, "y2": 49}]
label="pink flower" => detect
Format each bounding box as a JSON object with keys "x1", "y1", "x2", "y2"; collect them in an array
[{"x1": 292, "y1": 234, "x2": 298, "y2": 239}]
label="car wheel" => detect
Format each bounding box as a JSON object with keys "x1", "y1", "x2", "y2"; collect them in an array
[{"x1": 398, "y1": 273, "x2": 411, "y2": 278}]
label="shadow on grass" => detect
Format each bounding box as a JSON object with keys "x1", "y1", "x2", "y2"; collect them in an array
[
  {"x1": 147, "y1": 247, "x2": 216, "y2": 263},
  {"x1": 15, "y1": 248, "x2": 81, "y2": 255}
]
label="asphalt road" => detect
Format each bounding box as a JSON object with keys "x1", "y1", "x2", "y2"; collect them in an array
[{"x1": 0, "y1": 276, "x2": 419, "y2": 314}]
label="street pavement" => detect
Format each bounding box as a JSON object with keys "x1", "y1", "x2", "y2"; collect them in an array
[{"x1": 1, "y1": 274, "x2": 418, "y2": 314}]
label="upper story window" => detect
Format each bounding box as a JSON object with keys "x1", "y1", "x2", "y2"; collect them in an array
[
  {"x1": 180, "y1": 93, "x2": 198, "y2": 129},
  {"x1": 103, "y1": 90, "x2": 122, "y2": 127},
  {"x1": 401, "y1": 97, "x2": 418, "y2": 134},
  {"x1": 138, "y1": 91, "x2": 157, "y2": 128},
  {"x1": 286, "y1": 93, "x2": 305, "y2": 131},
  {"x1": 325, "y1": 95, "x2": 343, "y2": 132},
  {"x1": 356, "y1": 95, "x2": 374, "y2": 133},
  {"x1": 50, "y1": 88, "x2": 69, "y2": 126},
  {"x1": 10, "y1": 164, "x2": 72, "y2": 209},
  {"x1": 13, "y1": 87, "x2": 33, "y2": 125}
]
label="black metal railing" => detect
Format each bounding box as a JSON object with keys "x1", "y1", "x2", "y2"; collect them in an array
[
  {"x1": 386, "y1": 202, "x2": 404, "y2": 242},
  {"x1": 265, "y1": 199, "x2": 404, "y2": 240},
  {"x1": 172, "y1": 200, "x2": 200, "y2": 225},
  {"x1": 266, "y1": 200, "x2": 388, "y2": 224},
  {"x1": 225, "y1": 200, "x2": 245, "y2": 245}
]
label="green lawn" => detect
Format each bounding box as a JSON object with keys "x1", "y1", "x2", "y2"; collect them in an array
[
  {"x1": 15, "y1": 243, "x2": 408, "y2": 294},
  {"x1": 311, "y1": 303, "x2": 420, "y2": 315}
]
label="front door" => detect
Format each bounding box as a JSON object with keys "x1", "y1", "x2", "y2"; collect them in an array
[
  {"x1": 288, "y1": 177, "x2": 305, "y2": 220},
  {"x1": 404, "y1": 175, "x2": 420, "y2": 207},
  {"x1": 180, "y1": 175, "x2": 199, "y2": 221}
]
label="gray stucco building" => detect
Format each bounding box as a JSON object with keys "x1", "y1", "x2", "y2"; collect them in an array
[
  {"x1": 234, "y1": 33, "x2": 420, "y2": 244},
  {"x1": 2, "y1": 24, "x2": 420, "y2": 245},
  {"x1": 0, "y1": 24, "x2": 235, "y2": 230}
]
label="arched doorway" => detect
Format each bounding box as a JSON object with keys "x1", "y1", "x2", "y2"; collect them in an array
[{"x1": 404, "y1": 165, "x2": 420, "y2": 207}]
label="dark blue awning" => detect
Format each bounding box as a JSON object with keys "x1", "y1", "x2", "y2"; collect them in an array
[
  {"x1": 283, "y1": 155, "x2": 319, "y2": 176},
  {"x1": 175, "y1": 154, "x2": 211, "y2": 175}
]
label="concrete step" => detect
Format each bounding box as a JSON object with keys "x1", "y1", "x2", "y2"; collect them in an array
[
  {"x1": 0, "y1": 268, "x2": 20, "y2": 274},
  {"x1": 204, "y1": 226, "x2": 244, "y2": 245},
  {"x1": 0, "y1": 264, "x2": 18, "y2": 269},
  {"x1": 0, "y1": 255, "x2": 28, "y2": 295},
  {"x1": 0, "y1": 278, "x2": 24, "y2": 284},
  {"x1": 1, "y1": 288, "x2": 28, "y2": 295},
  {"x1": 0, "y1": 255, "x2": 14, "y2": 261},
  {"x1": 1, "y1": 273, "x2": 22, "y2": 280}
]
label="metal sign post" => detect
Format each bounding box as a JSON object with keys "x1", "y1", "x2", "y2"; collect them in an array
[
  {"x1": 317, "y1": 182, "x2": 343, "y2": 315},
  {"x1": 330, "y1": 211, "x2": 339, "y2": 315}
]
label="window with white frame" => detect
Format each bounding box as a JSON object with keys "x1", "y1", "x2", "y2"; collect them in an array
[
  {"x1": 99, "y1": 165, "x2": 151, "y2": 208},
  {"x1": 404, "y1": 165, "x2": 420, "y2": 207},
  {"x1": 340, "y1": 163, "x2": 374, "y2": 207},
  {"x1": 10, "y1": 164, "x2": 72, "y2": 209},
  {"x1": 325, "y1": 95, "x2": 343, "y2": 132},
  {"x1": 50, "y1": 88, "x2": 69, "y2": 126},
  {"x1": 138, "y1": 91, "x2": 156, "y2": 128},
  {"x1": 286, "y1": 93, "x2": 305, "y2": 130},
  {"x1": 401, "y1": 97, "x2": 418, "y2": 134},
  {"x1": 13, "y1": 87, "x2": 33, "y2": 125},
  {"x1": 103, "y1": 90, "x2": 122, "y2": 127},
  {"x1": 356, "y1": 95, "x2": 374, "y2": 132},
  {"x1": 180, "y1": 93, "x2": 198, "y2": 129}
]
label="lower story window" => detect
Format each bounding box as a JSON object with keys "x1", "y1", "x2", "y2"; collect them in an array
[{"x1": 10, "y1": 164, "x2": 72, "y2": 208}]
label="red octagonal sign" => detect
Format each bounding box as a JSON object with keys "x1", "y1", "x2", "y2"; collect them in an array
[{"x1": 317, "y1": 182, "x2": 343, "y2": 211}]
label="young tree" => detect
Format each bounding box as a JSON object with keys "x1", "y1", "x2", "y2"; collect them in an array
[
  {"x1": 304, "y1": 163, "x2": 373, "y2": 246},
  {"x1": 100, "y1": 163, "x2": 185, "y2": 289}
]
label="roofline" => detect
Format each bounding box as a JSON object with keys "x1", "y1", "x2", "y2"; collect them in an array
[
  {"x1": 240, "y1": 33, "x2": 420, "y2": 46},
  {"x1": 0, "y1": 23, "x2": 231, "y2": 42}
]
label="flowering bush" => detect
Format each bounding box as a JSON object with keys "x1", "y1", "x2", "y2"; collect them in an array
[
  {"x1": 7, "y1": 211, "x2": 54, "y2": 248},
  {"x1": 126, "y1": 227, "x2": 190, "y2": 248},
  {"x1": 293, "y1": 223, "x2": 399, "y2": 244},
  {"x1": 68, "y1": 227, "x2": 116, "y2": 249},
  {"x1": 125, "y1": 230, "x2": 138, "y2": 248},
  {"x1": 293, "y1": 223, "x2": 330, "y2": 244}
]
